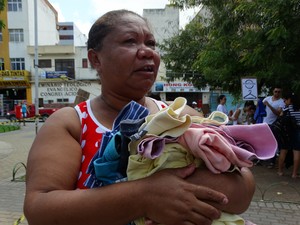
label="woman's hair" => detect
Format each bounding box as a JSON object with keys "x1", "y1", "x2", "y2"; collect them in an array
[
  {"x1": 217, "y1": 94, "x2": 226, "y2": 103},
  {"x1": 87, "y1": 10, "x2": 146, "y2": 51}
]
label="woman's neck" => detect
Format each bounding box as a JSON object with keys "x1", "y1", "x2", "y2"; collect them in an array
[{"x1": 99, "y1": 94, "x2": 146, "y2": 112}]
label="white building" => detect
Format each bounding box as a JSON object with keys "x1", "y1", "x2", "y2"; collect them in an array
[
  {"x1": 0, "y1": 0, "x2": 99, "y2": 113},
  {"x1": 143, "y1": 5, "x2": 210, "y2": 111}
]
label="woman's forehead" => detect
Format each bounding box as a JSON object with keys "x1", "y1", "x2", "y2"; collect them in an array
[{"x1": 117, "y1": 14, "x2": 151, "y2": 30}]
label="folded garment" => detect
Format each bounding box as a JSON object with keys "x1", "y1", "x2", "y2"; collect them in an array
[{"x1": 220, "y1": 123, "x2": 277, "y2": 160}]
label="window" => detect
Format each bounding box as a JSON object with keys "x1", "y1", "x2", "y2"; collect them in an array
[
  {"x1": 57, "y1": 98, "x2": 69, "y2": 103},
  {"x1": 10, "y1": 58, "x2": 25, "y2": 70},
  {"x1": 59, "y1": 35, "x2": 73, "y2": 40},
  {"x1": 9, "y1": 29, "x2": 24, "y2": 42},
  {"x1": 59, "y1": 25, "x2": 73, "y2": 31},
  {"x1": 34, "y1": 59, "x2": 51, "y2": 68},
  {"x1": 8, "y1": 0, "x2": 22, "y2": 12},
  {"x1": 82, "y1": 58, "x2": 88, "y2": 68},
  {"x1": 0, "y1": 58, "x2": 4, "y2": 70},
  {"x1": 55, "y1": 59, "x2": 75, "y2": 79}
]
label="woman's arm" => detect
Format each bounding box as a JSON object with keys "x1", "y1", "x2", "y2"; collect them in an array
[{"x1": 24, "y1": 107, "x2": 228, "y2": 225}]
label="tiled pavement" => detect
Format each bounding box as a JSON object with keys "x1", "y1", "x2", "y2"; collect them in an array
[{"x1": 0, "y1": 122, "x2": 299, "y2": 225}]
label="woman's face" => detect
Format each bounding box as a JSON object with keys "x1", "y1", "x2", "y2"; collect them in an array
[{"x1": 93, "y1": 14, "x2": 160, "y2": 100}]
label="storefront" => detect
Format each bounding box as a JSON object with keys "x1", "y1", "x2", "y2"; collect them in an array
[
  {"x1": 0, "y1": 70, "x2": 31, "y2": 114},
  {"x1": 152, "y1": 81, "x2": 211, "y2": 113}
]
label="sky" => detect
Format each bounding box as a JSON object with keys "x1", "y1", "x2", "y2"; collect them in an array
[{"x1": 48, "y1": 0, "x2": 200, "y2": 37}]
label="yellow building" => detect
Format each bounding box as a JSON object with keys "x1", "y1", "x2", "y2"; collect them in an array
[{"x1": 0, "y1": 1, "x2": 31, "y2": 115}]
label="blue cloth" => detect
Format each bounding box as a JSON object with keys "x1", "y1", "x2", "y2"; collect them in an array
[
  {"x1": 84, "y1": 101, "x2": 149, "y2": 188},
  {"x1": 254, "y1": 98, "x2": 266, "y2": 124},
  {"x1": 93, "y1": 132, "x2": 125, "y2": 185}
]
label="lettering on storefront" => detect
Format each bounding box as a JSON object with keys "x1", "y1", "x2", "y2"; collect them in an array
[
  {"x1": 153, "y1": 82, "x2": 210, "y2": 92},
  {"x1": 0, "y1": 80, "x2": 30, "y2": 87},
  {"x1": 0, "y1": 70, "x2": 30, "y2": 84},
  {"x1": 39, "y1": 82, "x2": 92, "y2": 98},
  {"x1": 0, "y1": 70, "x2": 27, "y2": 77}
]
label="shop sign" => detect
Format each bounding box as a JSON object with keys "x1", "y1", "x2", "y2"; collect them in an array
[
  {"x1": 41, "y1": 71, "x2": 68, "y2": 79},
  {"x1": 38, "y1": 81, "x2": 92, "y2": 98},
  {"x1": 0, "y1": 70, "x2": 30, "y2": 81},
  {"x1": 0, "y1": 80, "x2": 31, "y2": 87},
  {"x1": 153, "y1": 82, "x2": 210, "y2": 92}
]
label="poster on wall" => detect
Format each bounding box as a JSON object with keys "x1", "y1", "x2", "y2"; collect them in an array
[{"x1": 241, "y1": 78, "x2": 258, "y2": 101}]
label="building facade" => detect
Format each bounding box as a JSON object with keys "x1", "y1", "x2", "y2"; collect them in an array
[
  {"x1": 0, "y1": 0, "x2": 99, "y2": 116},
  {"x1": 143, "y1": 5, "x2": 211, "y2": 112}
]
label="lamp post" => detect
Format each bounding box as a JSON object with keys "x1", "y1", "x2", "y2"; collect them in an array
[{"x1": 34, "y1": 0, "x2": 39, "y2": 134}]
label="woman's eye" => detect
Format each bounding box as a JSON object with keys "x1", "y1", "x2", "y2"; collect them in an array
[
  {"x1": 125, "y1": 38, "x2": 136, "y2": 44},
  {"x1": 147, "y1": 40, "x2": 156, "y2": 49}
]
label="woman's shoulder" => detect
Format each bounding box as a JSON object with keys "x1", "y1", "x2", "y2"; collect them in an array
[{"x1": 44, "y1": 106, "x2": 82, "y2": 141}]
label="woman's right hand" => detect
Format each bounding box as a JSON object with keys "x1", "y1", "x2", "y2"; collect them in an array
[{"x1": 139, "y1": 164, "x2": 228, "y2": 225}]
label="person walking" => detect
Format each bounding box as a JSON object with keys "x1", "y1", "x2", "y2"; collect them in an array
[
  {"x1": 277, "y1": 93, "x2": 300, "y2": 178},
  {"x1": 216, "y1": 95, "x2": 229, "y2": 115},
  {"x1": 21, "y1": 101, "x2": 29, "y2": 126}
]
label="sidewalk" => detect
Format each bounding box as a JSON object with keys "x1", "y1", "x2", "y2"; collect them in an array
[{"x1": 0, "y1": 122, "x2": 299, "y2": 225}]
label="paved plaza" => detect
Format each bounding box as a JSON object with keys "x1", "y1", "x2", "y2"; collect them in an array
[{"x1": 0, "y1": 122, "x2": 299, "y2": 225}]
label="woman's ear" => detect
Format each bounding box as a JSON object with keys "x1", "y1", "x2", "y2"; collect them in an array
[{"x1": 88, "y1": 49, "x2": 101, "y2": 70}]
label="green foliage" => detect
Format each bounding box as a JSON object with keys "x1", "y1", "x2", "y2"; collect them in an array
[{"x1": 162, "y1": 0, "x2": 300, "y2": 97}]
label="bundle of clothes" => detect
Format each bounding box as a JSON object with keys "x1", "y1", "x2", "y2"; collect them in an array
[{"x1": 85, "y1": 97, "x2": 278, "y2": 225}]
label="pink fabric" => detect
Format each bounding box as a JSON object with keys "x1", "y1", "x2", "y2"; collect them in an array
[
  {"x1": 178, "y1": 127, "x2": 253, "y2": 173},
  {"x1": 193, "y1": 123, "x2": 277, "y2": 161},
  {"x1": 220, "y1": 123, "x2": 277, "y2": 160},
  {"x1": 137, "y1": 136, "x2": 178, "y2": 159}
]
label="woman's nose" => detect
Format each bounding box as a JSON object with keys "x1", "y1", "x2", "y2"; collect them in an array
[{"x1": 137, "y1": 46, "x2": 154, "y2": 58}]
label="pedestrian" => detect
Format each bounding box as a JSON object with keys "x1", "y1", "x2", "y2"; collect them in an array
[
  {"x1": 216, "y1": 95, "x2": 229, "y2": 115},
  {"x1": 263, "y1": 87, "x2": 285, "y2": 168},
  {"x1": 24, "y1": 10, "x2": 255, "y2": 225},
  {"x1": 21, "y1": 101, "x2": 29, "y2": 126},
  {"x1": 277, "y1": 93, "x2": 300, "y2": 178}
]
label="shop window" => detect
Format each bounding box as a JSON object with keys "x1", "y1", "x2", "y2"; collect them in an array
[
  {"x1": 10, "y1": 58, "x2": 25, "y2": 70},
  {"x1": 82, "y1": 58, "x2": 88, "y2": 68},
  {"x1": 9, "y1": 29, "x2": 24, "y2": 42},
  {"x1": 8, "y1": 0, "x2": 22, "y2": 12},
  {"x1": 55, "y1": 59, "x2": 75, "y2": 79}
]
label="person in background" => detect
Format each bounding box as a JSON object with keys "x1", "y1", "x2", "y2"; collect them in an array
[
  {"x1": 192, "y1": 101, "x2": 204, "y2": 116},
  {"x1": 277, "y1": 93, "x2": 300, "y2": 178},
  {"x1": 263, "y1": 87, "x2": 285, "y2": 124},
  {"x1": 246, "y1": 104, "x2": 257, "y2": 125},
  {"x1": 21, "y1": 101, "x2": 29, "y2": 126},
  {"x1": 230, "y1": 101, "x2": 255, "y2": 125},
  {"x1": 216, "y1": 95, "x2": 229, "y2": 115},
  {"x1": 263, "y1": 87, "x2": 285, "y2": 168},
  {"x1": 24, "y1": 10, "x2": 255, "y2": 225}
]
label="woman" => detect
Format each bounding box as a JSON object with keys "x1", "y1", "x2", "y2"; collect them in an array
[
  {"x1": 24, "y1": 10, "x2": 255, "y2": 225},
  {"x1": 277, "y1": 93, "x2": 300, "y2": 178},
  {"x1": 216, "y1": 95, "x2": 229, "y2": 115}
]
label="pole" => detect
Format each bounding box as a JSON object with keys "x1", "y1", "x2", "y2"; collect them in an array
[{"x1": 34, "y1": 0, "x2": 39, "y2": 134}]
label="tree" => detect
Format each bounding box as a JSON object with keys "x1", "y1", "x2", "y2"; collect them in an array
[
  {"x1": 0, "y1": 0, "x2": 5, "y2": 29},
  {"x1": 163, "y1": 0, "x2": 300, "y2": 97}
]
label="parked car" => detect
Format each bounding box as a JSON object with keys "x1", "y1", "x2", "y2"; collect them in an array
[{"x1": 6, "y1": 104, "x2": 60, "y2": 122}]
